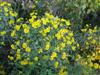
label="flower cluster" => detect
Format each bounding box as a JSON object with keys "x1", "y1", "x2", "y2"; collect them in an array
[
  {"x1": 7, "y1": 11, "x2": 80, "y2": 74},
  {"x1": 0, "y1": 1, "x2": 100, "y2": 75},
  {"x1": 0, "y1": 1, "x2": 17, "y2": 46}
]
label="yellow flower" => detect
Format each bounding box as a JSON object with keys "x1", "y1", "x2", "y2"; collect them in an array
[
  {"x1": 72, "y1": 46, "x2": 76, "y2": 51},
  {"x1": 22, "y1": 43, "x2": 27, "y2": 48},
  {"x1": 60, "y1": 43, "x2": 66, "y2": 48},
  {"x1": 66, "y1": 36, "x2": 70, "y2": 40},
  {"x1": 45, "y1": 42, "x2": 50, "y2": 50},
  {"x1": 20, "y1": 59, "x2": 28, "y2": 65},
  {"x1": 93, "y1": 26, "x2": 97, "y2": 32},
  {"x1": 75, "y1": 54, "x2": 81, "y2": 61},
  {"x1": 77, "y1": 43, "x2": 79, "y2": 47},
  {"x1": 67, "y1": 41, "x2": 72, "y2": 45},
  {"x1": 95, "y1": 56, "x2": 100, "y2": 60},
  {"x1": 1, "y1": 42, "x2": 5, "y2": 45},
  {"x1": 25, "y1": 47, "x2": 31, "y2": 52},
  {"x1": 11, "y1": 44, "x2": 15, "y2": 49},
  {"x1": 50, "y1": 52, "x2": 57, "y2": 60},
  {"x1": 16, "y1": 53, "x2": 21, "y2": 60},
  {"x1": 55, "y1": 29, "x2": 69, "y2": 40},
  {"x1": 93, "y1": 63, "x2": 99, "y2": 69},
  {"x1": 34, "y1": 56, "x2": 38, "y2": 61},
  {"x1": 22, "y1": 24, "x2": 28, "y2": 28},
  {"x1": 4, "y1": 6, "x2": 8, "y2": 12},
  {"x1": 68, "y1": 32, "x2": 73, "y2": 37},
  {"x1": 55, "y1": 33, "x2": 61, "y2": 40},
  {"x1": 63, "y1": 37, "x2": 67, "y2": 42},
  {"x1": 41, "y1": 18, "x2": 49, "y2": 25},
  {"x1": 45, "y1": 13, "x2": 54, "y2": 19},
  {"x1": 44, "y1": 26, "x2": 51, "y2": 34},
  {"x1": 0, "y1": 2, "x2": 7, "y2": 6},
  {"x1": 61, "y1": 19, "x2": 66, "y2": 22},
  {"x1": 91, "y1": 39, "x2": 96, "y2": 44},
  {"x1": 27, "y1": 57, "x2": 30, "y2": 60},
  {"x1": 65, "y1": 20, "x2": 71, "y2": 26},
  {"x1": 9, "y1": 11, "x2": 17, "y2": 17},
  {"x1": 8, "y1": 20, "x2": 14, "y2": 24},
  {"x1": 81, "y1": 29, "x2": 87, "y2": 32},
  {"x1": 32, "y1": 20, "x2": 41, "y2": 28},
  {"x1": 89, "y1": 29, "x2": 93, "y2": 34},
  {"x1": 24, "y1": 28, "x2": 29, "y2": 33},
  {"x1": 51, "y1": 52, "x2": 57, "y2": 58},
  {"x1": 17, "y1": 49, "x2": 20, "y2": 53},
  {"x1": 8, "y1": 55, "x2": 14, "y2": 60},
  {"x1": 89, "y1": 62, "x2": 93, "y2": 67},
  {"x1": 15, "y1": 41, "x2": 20, "y2": 46},
  {"x1": 59, "y1": 68, "x2": 68, "y2": 75},
  {"x1": 29, "y1": 62, "x2": 34, "y2": 65},
  {"x1": 87, "y1": 36, "x2": 92, "y2": 40},
  {"x1": 62, "y1": 52, "x2": 67, "y2": 60},
  {"x1": 71, "y1": 38, "x2": 75, "y2": 43},
  {"x1": 54, "y1": 46, "x2": 60, "y2": 52},
  {"x1": 85, "y1": 41, "x2": 89, "y2": 45},
  {"x1": 30, "y1": 12, "x2": 37, "y2": 16},
  {"x1": 17, "y1": 18, "x2": 23, "y2": 23},
  {"x1": 5, "y1": 13, "x2": 9, "y2": 16},
  {"x1": 7, "y1": 3, "x2": 11, "y2": 7},
  {"x1": 0, "y1": 31, "x2": 6, "y2": 35},
  {"x1": 38, "y1": 48, "x2": 43, "y2": 53},
  {"x1": 52, "y1": 21, "x2": 58, "y2": 29},
  {"x1": 14, "y1": 25, "x2": 21, "y2": 31},
  {"x1": 53, "y1": 24, "x2": 58, "y2": 29},
  {"x1": 54, "y1": 61, "x2": 59, "y2": 68},
  {"x1": 11, "y1": 30, "x2": 16, "y2": 37}
]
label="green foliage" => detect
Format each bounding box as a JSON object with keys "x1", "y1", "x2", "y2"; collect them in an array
[
  {"x1": 0, "y1": 2, "x2": 17, "y2": 64},
  {"x1": 8, "y1": 0, "x2": 100, "y2": 27},
  {"x1": 0, "y1": 1, "x2": 100, "y2": 75},
  {"x1": 40, "y1": 0, "x2": 100, "y2": 23},
  {"x1": 11, "y1": 0, "x2": 40, "y2": 19}
]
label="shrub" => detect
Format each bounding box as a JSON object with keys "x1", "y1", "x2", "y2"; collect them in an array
[
  {"x1": 41, "y1": 0, "x2": 100, "y2": 24},
  {"x1": 0, "y1": 1, "x2": 100, "y2": 75},
  {"x1": 8, "y1": 12, "x2": 100, "y2": 75},
  {"x1": 0, "y1": 1, "x2": 17, "y2": 62}
]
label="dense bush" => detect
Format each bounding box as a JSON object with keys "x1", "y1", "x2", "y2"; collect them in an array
[
  {"x1": 38, "y1": 0, "x2": 100, "y2": 25},
  {"x1": 0, "y1": 1, "x2": 100, "y2": 75},
  {"x1": 8, "y1": 0, "x2": 100, "y2": 25},
  {"x1": 0, "y1": 1, "x2": 17, "y2": 62}
]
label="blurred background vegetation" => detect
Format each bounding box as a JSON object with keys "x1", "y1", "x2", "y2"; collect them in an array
[
  {"x1": 2, "y1": 0, "x2": 99, "y2": 28},
  {"x1": 1, "y1": 0, "x2": 99, "y2": 27}
]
